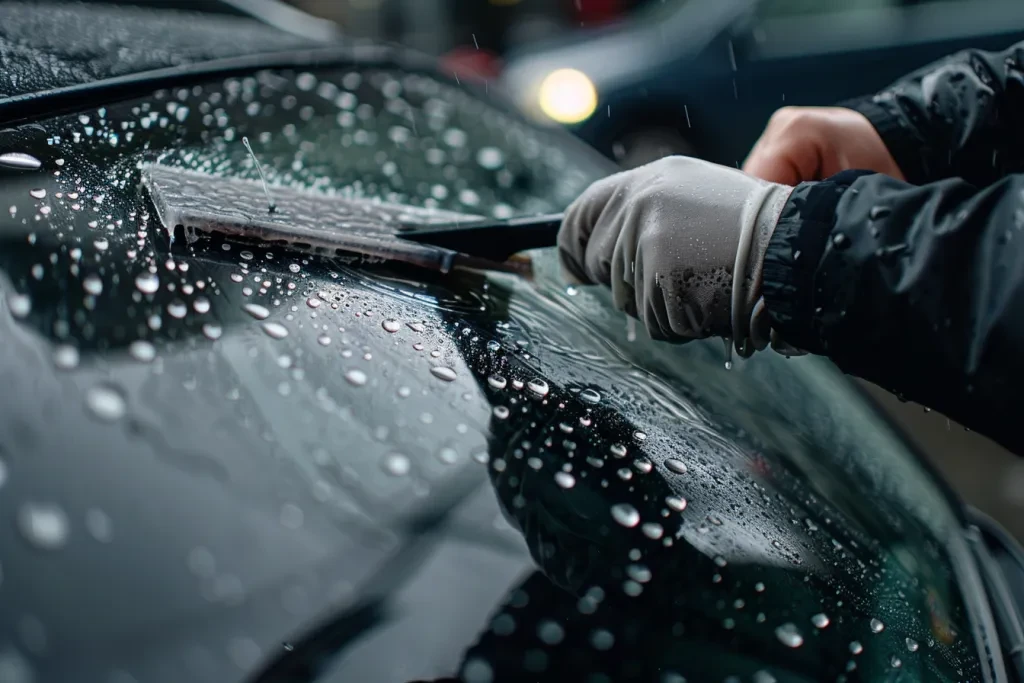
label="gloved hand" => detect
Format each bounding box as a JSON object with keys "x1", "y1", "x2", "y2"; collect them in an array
[
  {"x1": 558, "y1": 156, "x2": 794, "y2": 356},
  {"x1": 742, "y1": 106, "x2": 904, "y2": 185}
]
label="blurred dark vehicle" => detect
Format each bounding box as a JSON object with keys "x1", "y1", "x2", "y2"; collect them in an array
[
  {"x1": 500, "y1": 0, "x2": 1024, "y2": 167},
  {"x1": 1, "y1": 2, "x2": 1024, "y2": 683}
]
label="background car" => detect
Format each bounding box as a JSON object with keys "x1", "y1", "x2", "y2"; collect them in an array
[
  {"x1": 0, "y1": 2, "x2": 1023, "y2": 682},
  {"x1": 499, "y1": 0, "x2": 1024, "y2": 168}
]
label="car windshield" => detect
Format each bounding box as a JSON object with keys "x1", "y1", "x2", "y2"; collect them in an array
[{"x1": 0, "y1": 62, "x2": 996, "y2": 682}]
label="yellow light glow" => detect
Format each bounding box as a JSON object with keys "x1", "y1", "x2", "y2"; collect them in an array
[{"x1": 538, "y1": 69, "x2": 598, "y2": 124}]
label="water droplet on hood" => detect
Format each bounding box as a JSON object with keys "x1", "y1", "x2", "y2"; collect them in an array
[
  {"x1": 430, "y1": 366, "x2": 457, "y2": 382},
  {"x1": 526, "y1": 378, "x2": 549, "y2": 397},
  {"x1": 382, "y1": 319, "x2": 401, "y2": 333},
  {"x1": 664, "y1": 458, "x2": 688, "y2": 474},
  {"x1": 262, "y1": 322, "x2": 289, "y2": 339},
  {"x1": 28, "y1": 188, "x2": 46, "y2": 200},
  {"x1": 134, "y1": 272, "x2": 159, "y2": 294},
  {"x1": 610, "y1": 503, "x2": 640, "y2": 528},
  {"x1": 870, "y1": 618, "x2": 885, "y2": 633},
  {"x1": 850, "y1": 640, "x2": 864, "y2": 655},
  {"x1": 383, "y1": 453, "x2": 411, "y2": 476},
  {"x1": 0, "y1": 152, "x2": 42, "y2": 170},
  {"x1": 345, "y1": 369, "x2": 368, "y2": 386},
  {"x1": 85, "y1": 384, "x2": 126, "y2": 421},
  {"x1": 665, "y1": 495, "x2": 687, "y2": 511},
  {"x1": 128, "y1": 340, "x2": 156, "y2": 362},
  {"x1": 579, "y1": 388, "x2": 601, "y2": 404},
  {"x1": 641, "y1": 522, "x2": 664, "y2": 539},
  {"x1": 811, "y1": 613, "x2": 830, "y2": 629},
  {"x1": 18, "y1": 502, "x2": 70, "y2": 550},
  {"x1": 202, "y1": 323, "x2": 223, "y2": 341},
  {"x1": 243, "y1": 303, "x2": 271, "y2": 320},
  {"x1": 7, "y1": 293, "x2": 31, "y2": 318},
  {"x1": 82, "y1": 274, "x2": 103, "y2": 295},
  {"x1": 487, "y1": 374, "x2": 507, "y2": 390},
  {"x1": 554, "y1": 471, "x2": 576, "y2": 489},
  {"x1": 775, "y1": 623, "x2": 804, "y2": 648},
  {"x1": 905, "y1": 638, "x2": 919, "y2": 652},
  {"x1": 85, "y1": 508, "x2": 113, "y2": 543},
  {"x1": 53, "y1": 345, "x2": 79, "y2": 370}
]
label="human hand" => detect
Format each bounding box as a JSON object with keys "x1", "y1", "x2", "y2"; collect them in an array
[
  {"x1": 558, "y1": 156, "x2": 793, "y2": 354},
  {"x1": 743, "y1": 107, "x2": 905, "y2": 185}
]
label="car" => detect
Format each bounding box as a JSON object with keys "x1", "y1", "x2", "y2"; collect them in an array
[
  {"x1": 0, "y1": 2, "x2": 1022, "y2": 682},
  {"x1": 499, "y1": 0, "x2": 1024, "y2": 168}
]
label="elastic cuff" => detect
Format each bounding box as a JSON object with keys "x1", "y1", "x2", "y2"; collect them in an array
[
  {"x1": 761, "y1": 172, "x2": 870, "y2": 353},
  {"x1": 842, "y1": 95, "x2": 929, "y2": 185}
]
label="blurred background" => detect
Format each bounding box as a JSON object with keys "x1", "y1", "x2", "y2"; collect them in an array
[{"x1": 212, "y1": 0, "x2": 1024, "y2": 537}]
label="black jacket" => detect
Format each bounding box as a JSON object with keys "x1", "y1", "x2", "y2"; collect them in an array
[{"x1": 762, "y1": 40, "x2": 1024, "y2": 456}]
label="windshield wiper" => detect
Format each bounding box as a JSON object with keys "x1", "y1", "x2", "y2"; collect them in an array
[{"x1": 965, "y1": 509, "x2": 1024, "y2": 682}]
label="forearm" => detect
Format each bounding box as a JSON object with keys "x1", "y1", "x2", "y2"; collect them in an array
[
  {"x1": 844, "y1": 41, "x2": 1024, "y2": 186},
  {"x1": 763, "y1": 170, "x2": 1024, "y2": 455}
]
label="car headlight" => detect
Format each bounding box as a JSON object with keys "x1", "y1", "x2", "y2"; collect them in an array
[{"x1": 537, "y1": 68, "x2": 598, "y2": 125}]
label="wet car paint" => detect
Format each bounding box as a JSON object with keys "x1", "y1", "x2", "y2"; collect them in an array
[{"x1": 0, "y1": 60, "x2": 1002, "y2": 683}]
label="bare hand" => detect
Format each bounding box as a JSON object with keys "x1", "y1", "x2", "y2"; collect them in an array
[{"x1": 742, "y1": 107, "x2": 905, "y2": 185}]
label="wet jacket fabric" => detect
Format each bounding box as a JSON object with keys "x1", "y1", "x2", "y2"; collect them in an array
[{"x1": 761, "y1": 40, "x2": 1024, "y2": 456}]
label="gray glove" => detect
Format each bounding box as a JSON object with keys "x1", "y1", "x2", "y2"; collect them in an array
[{"x1": 558, "y1": 156, "x2": 796, "y2": 356}]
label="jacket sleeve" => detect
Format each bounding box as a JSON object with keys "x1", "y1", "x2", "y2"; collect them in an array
[
  {"x1": 843, "y1": 41, "x2": 1024, "y2": 187},
  {"x1": 762, "y1": 169, "x2": 1024, "y2": 456}
]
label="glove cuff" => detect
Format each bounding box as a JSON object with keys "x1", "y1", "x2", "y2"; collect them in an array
[{"x1": 731, "y1": 183, "x2": 793, "y2": 358}]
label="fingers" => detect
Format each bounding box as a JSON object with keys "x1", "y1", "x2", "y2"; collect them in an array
[{"x1": 557, "y1": 171, "x2": 624, "y2": 286}]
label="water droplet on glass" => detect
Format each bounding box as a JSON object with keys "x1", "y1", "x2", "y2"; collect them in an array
[
  {"x1": 554, "y1": 471, "x2": 576, "y2": 489},
  {"x1": 665, "y1": 495, "x2": 687, "y2": 512},
  {"x1": 166, "y1": 300, "x2": 187, "y2": 319},
  {"x1": 28, "y1": 188, "x2": 46, "y2": 200},
  {"x1": 579, "y1": 388, "x2": 601, "y2": 404},
  {"x1": 128, "y1": 340, "x2": 156, "y2": 362},
  {"x1": 590, "y1": 628, "x2": 615, "y2": 651},
  {"x1": 487, "y1": 374, "x2": 507, "y2": 390},
  {"x1": 0, "y1": 152, "x2": 41, "y2": 170},
  {"x1": 610, "y1": 443, "x2": 627, "y2": 458},
  {"x1": 870, "y1": 618, "x2": 885, "y2": 633},
  {"x1": 193, "y1": 297, "x2": 211, "y2": 314},
  {"x1": 641, "y1": 522, "x2": 664, "y2": 539},
  {"x1": 850, "y1": 640, "x2": 864, "y2": 655},
  {"x1": 537, "y1": 620, "x2": 564, "y2": 645},
  {"x1": 135, "y1": 272, "x2": 159, "y2": 294},
  {"x1": 317, "y1": 334, "x2": 331, "y2": 346},
  {"x1": 382, "y1": 319, "x2": 401, "y2": 333},
  {"x1": 811, "y1": 613, "x2": 830, "y2": 629},
  {"x1": 243, "y1": 303, "x2": 271, "y2": 320},
  {"x1": 202, "y1": 323, "x2": 223, "y2": 340},
  {"x1": 85, "y1": 508, "x2": 113, "y2": 542},
  {"x1": 462, "y1": 657, "x2": 494, "y2": 683},
  {"x1": 526, "y1": 378, "x2": 549, "y2": 397},
  {"x1": 7, "y1": 293, "x2": 31, "y2": 318},
  {"x1": 383, "y1": 453, "x2": 411, "y2": 476},
  {"x1": 775, "y1": 623, "x2": 804, "y2": 648},
  {"x1": 430, "y1": 366, "x2": 457, "y2": 382},
  {"x1": 262, "y1": 322, "x2": 288, "y2": 339},
  {"x1": 53, "y1": 345, "x2": 79, "y2": 370},
  {"x1": 82, "y1": 274, "x2": 103, "y2": 295},
  {"x1": 18, "y1": 502, "x2": 69, "y2": 550},
  {"x1": 905, "y1": 638, "x2": 919, "y2": 652},
  {"x1": 890, "y1": 655, "x2": 902, "y2": 669},
  {"x1": 476, "y1": 146, "x2": 505, "y2": 170},
  {"x1": 85, "y1": 384, "x2": 126, "y2": 421},
  {"x1": 345, "y1": 369, "x2": 368, "y2": 386},
  {"x1": 611, "y1": 503, "x2": 640, "y2": 528},
  {"x1": 664, "y1": 458, "x2": 688, "y2": 474}
]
